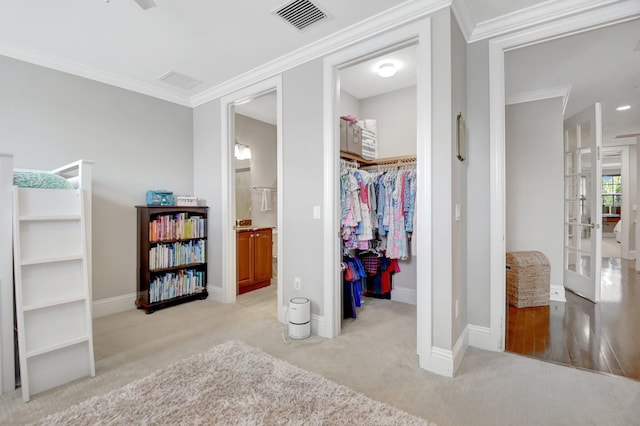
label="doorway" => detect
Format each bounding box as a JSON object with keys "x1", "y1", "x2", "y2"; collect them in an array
[
  {"x1": 337, "y1": 43, "x2": 418, "y2": 326},
  {"x1": 501, "y1": 18, "x2": 640, "y2": 379},
  {"x1": 322, "y1": 18, "x2": 435, "y2": 370},
  {"x1": 220, "y1": 77, "x2": 284, "y2": 323},
  {"x1": 234, "y1": 91, "x2": 279, "y2": 312}
]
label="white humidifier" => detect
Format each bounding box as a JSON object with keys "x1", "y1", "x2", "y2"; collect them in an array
[{"x1": 288, "y1": 297, "x2": 310, "y2": 339}]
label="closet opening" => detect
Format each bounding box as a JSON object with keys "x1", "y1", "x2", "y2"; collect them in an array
[{"x1": 337, "y1": 42, "x2": 418, "y2": 331}]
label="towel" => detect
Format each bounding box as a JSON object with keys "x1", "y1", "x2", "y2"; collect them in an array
[{"x1": 260, "y1": 189, "x2": 272, "y2": 212}]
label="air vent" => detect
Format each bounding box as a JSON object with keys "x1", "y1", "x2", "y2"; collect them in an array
[
  {"x1": 273, "y1": 0, "x2": 328, "y2": 31},
  {"x1": 158, "y1": 71, "x2": 202, "y2": 90}
]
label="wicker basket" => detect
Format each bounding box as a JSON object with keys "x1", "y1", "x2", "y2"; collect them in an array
[{"x1": 506, "y1": 251, "x2": 550, "y2": 308}]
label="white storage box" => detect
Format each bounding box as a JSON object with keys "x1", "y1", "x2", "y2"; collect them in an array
[{"x1": 176, "y1": 196, "x2": 198, "y2": 206}]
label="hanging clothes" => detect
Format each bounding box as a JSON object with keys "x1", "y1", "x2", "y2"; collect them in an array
[
  {"x1": 343, "y1": 255, "x2": 365, "y2": 318},
  {"x1": 340, "y1": 159, "x2": 415, "y2": 309}
]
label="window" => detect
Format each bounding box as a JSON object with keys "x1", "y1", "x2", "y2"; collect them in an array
[{"x1": 602, "y1": 174, "x2": 621, "y2": 214}]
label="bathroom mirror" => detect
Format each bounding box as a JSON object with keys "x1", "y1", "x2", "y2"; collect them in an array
[{"x1": 235, "y1": 151, "x2": 252, "y2": 223}]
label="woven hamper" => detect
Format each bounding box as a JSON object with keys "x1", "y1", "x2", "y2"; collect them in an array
[{"x1": 506, "y1": 251, "x2": 550, "y2": 308}]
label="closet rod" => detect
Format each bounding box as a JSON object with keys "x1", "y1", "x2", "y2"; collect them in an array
[{"x1": 252, "y1": 186, "x2": 277, "y2": 191}]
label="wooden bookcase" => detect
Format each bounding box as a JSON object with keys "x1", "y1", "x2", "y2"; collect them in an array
[{"x1": 136, "y1": 206, "x2": 208, "y2": 314}]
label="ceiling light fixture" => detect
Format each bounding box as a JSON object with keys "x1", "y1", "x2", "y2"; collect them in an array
[
  {"x1": 377, "y1": 63, "x2": 397, "y2": 78},
  {"x1": 616, "y1": 105, "x2": 631, "y2": 111}
]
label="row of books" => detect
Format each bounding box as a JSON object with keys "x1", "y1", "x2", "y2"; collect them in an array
[
  {"x1": 149, "y1": 213, "x2": 206, "y2": 242},
  {"x1": 149, "y1": 240, "x2": 206, "y2": 271},
  {"x1": 149, "y1": 269, "x2": 205, "y2": 303}
]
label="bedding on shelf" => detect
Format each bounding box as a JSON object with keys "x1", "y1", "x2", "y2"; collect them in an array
[{"x1": 12, "y1": 169, "x2": 76, "y2": 189}]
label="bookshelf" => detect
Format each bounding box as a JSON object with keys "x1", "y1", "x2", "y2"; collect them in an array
[{"x1": 136, "y1": 206, "x2": 208, "y2": 314}]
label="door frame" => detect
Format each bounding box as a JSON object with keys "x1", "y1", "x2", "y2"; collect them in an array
[
  {"x1": 220, "y1": 76, "x2": 284, "y2": 323},
  {"x1": 488, "y1": 5, "x2": 639, "y2": 351},
  {"x1": 322, "y1": 19, "x2": 433, "y2": 365}
]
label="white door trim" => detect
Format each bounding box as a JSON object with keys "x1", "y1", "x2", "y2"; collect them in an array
[
  {"x1": 488, "y1": 4, "x2": 640, "y2": 351},
  {"x1": 322, "y1": 18, "x2": 434, "y2": 369},
  {"x1": 220, "y1": 76, "x2": 284, "y2": 323}
]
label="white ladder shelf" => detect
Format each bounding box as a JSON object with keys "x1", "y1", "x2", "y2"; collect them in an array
[{"x1": 13, "y1": 187, "x2": 95, "y2": 402}]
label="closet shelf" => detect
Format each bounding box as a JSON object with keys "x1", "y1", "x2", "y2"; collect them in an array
[{"x1": 339, "y1": 151, "x2": 416, "y2": 167}]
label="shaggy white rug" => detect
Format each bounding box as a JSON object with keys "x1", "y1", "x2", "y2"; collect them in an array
[{"x1": 33, "y1": 340, "x2": 431, "y2": 425}]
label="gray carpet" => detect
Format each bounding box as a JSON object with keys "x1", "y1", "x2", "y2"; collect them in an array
[{"x1": 32, "y1": 340, "x2": 430, "y2": 425}]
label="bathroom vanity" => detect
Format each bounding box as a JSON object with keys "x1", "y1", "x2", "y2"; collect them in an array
[{"x1": 236, "y1": 227, "x2": 272, "y2": 294}]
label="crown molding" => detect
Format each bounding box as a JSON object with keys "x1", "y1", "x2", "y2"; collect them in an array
[
  {"x1": 450, "y1": 0, "x2": 475, "y2": 41},
  {"x1": 190, "y1": 0, "x2": 451, "y2": 107},
  {"x1": 506, "y1": 85, "x2": 572, "y2": 115},
  {"x1": 468, "y1": 0, "x2": 619, "y2": 43},
  {"x1": 0, "y1": 40, "x2": 193, "y2": 107}
]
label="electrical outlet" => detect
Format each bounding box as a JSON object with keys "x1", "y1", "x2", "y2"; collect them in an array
[
  {"x1": 294, "y1": 277, "x2": 301, "y2": 290},
  {"x1": 455, "y1": 299, "x2": 459, "y2": 319}
]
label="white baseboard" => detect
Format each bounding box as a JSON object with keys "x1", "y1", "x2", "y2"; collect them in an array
[
  {"x1": 453, "y1": 328, "x2": 468, "y2": 374},
  {"x1": 311, "y1": 313, "x2": 328, "y2": 338},
  {"x1": 390, "y1": 286, "x2": 416, "y2": 305},
  {"x1": 92, "y1": 293, "x2": 136, "y2": 318},
  {"x1": 550, "y1": 284, "x2": 566, "y2": 302},
  {"x1": 208, "y1": 286, "x2": 225, "y2": 303},
  {"x1": 467, "y1": 324, "x2": 496, "y2": 351},
  {"x1": 421, "y1": 331, "x2": 468, "y2": 378},
  {"x1": 92, "y1": 286, "x2": 223, "y2": 318},
  {"x1": 429, "y1": 347, "x2": 455, "y2": 377}
]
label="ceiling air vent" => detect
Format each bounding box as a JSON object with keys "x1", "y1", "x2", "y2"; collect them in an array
[
  {"x1": 273, "y1": 0, "x2": 328, "y2": 31},
  {"x1": 158, "y1": 71, "x2": 202, "y2": 90}
]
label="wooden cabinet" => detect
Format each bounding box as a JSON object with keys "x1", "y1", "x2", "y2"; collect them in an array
[
  {"x1": 136, "y1": 206, "x2": 208, "y2": 314},
  {"x1": 237, "y1": 228, "x2": 272, "y2": 294}
]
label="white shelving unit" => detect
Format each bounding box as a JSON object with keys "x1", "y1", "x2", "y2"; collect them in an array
[{"x1": 13, "y1": 187, "x2": 95, "y2": 402}]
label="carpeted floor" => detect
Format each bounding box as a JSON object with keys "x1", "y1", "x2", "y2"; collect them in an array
[
  {"x1": 33, "y1": 340, "x2": 430, "y2": 425},
  {"x1": 1, "y1": 285, "x2": 639, "y2": 425}
]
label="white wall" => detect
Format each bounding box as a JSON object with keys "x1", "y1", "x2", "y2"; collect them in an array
[
  {"x1": 339, "y1": 90, "x2": 360, "y2": 119},
  {"x1": 281, "y1": 59, "x2": 326, "y2": 316},
  {"x1": 430, "y1": 7, "x2": 454, "y2": 351},
  {"x1": 234, "y1": 114, "x2": 277, "y2": 229},
  {"x1": 360, "y1": 86, "x2": 417, "y2": 157},
  {"x1": 193, "y1": 100, "x2": 223, "y2": 293},
  {"x1": 505, "y1": 98, "x2": 564, "y2": 288},
  {"x1": 0, "y1": 55, "x2": 194, "y2": 302},
  {"x1": 465, "y1": 39, "x2": 491, "y2": 328},
  {"x1": 451, "y1": 12, "x2": 468, "y2": 342}
]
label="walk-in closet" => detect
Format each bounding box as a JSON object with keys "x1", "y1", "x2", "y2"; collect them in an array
[{"x1": 338, "y1": 43, "x2": 418, "y2": 322}]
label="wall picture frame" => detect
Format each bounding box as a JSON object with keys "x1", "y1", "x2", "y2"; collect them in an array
[{"x1": 456, "y1": 112, "x2": 466, "y2": 162}]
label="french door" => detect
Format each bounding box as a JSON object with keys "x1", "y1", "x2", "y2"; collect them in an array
[{"x1": 563, "y1": 103, "x2": 602, "y2": 302}]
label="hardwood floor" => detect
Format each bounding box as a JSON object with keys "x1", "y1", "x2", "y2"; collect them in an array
[{"x1": 507, "y1": 257, "x2": 640, "y2": 381}]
